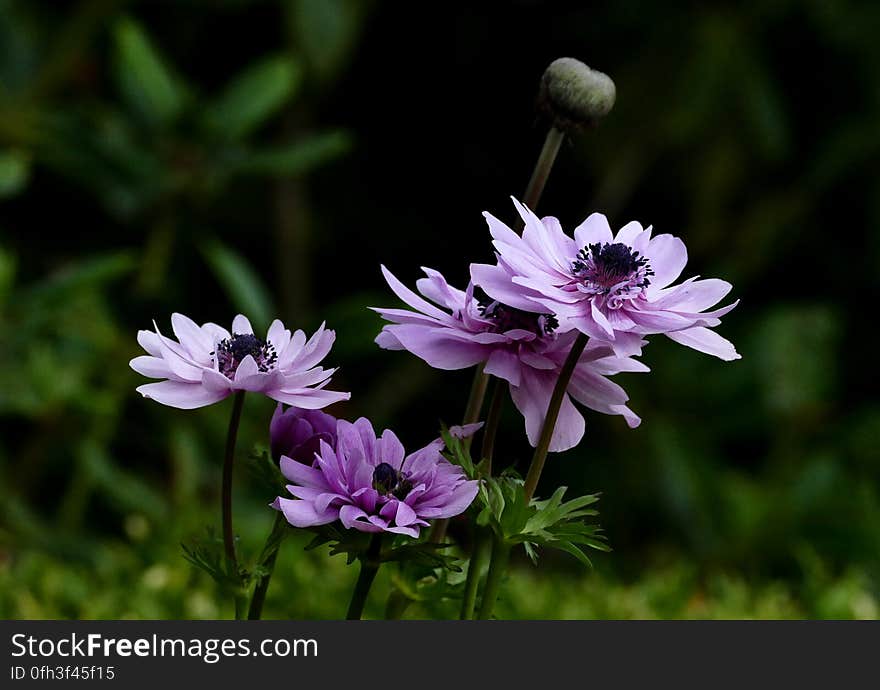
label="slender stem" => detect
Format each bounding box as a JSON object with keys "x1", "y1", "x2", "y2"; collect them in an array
[
  {"x1": 462, "y1": 364, "x2": 490, "y2": 443},
  {"x1": 346, "y1": 534, "x2": 383, "y2": 620},
  {"x1": 519, "y1": 126, "x2": 565, "y2": 219},
  {"x1": 480, "y1": 378, "x2": 506, "y2": 476},
  {"x1": 462, "y1": 126, "x2": 566, "y2": 621},
  {"x1": 523, "y1": 333, "x2": 588, "y2": 501},
  {"x1": 477, "y1": 534, "x2": 511, "y2": 619},
  {"x1": 384, "y1": 589, "x2": 412, "y2": 620},
  {"x1": 427, "y1": 364, "x2": 490, "y2": 544},
  {"x1": 221, "y1": 391, "x2": 246, "y2": 617},
  {"x1": 247, "y1": 511, "x2": 287, "y2": 620},
  {"x1": 459, "y1": 529, "x2": 490, "y2": 619}
]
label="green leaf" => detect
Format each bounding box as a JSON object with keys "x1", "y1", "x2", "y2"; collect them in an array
[
  {"x1": 181, "y1": 528, "x2": 241, "y2": 589},
  {"x1": 290, "y1": 0, "x2": 364, "y2": 83},
  {"x1": 225, "y1": 130, "x2": 352, "y2": 177},
  {"x1": 246, "y1": 446, "x2": 285, "y2": 495},
  {"x1": 0, "y1": 246, "x2": 16, "y2": 305},
  {"x1": 20, "y1": 252, "x2": 135, "y2": 316},
  {"x1": 385, "y1": 543, "x2": 462, "y2": 573},
  {"x1": 439, "y1": 424, "x2": 477, "y2": 478},
  {"x1": 201, "y1": 239, "x2": 275, "y2": 333},
  {"x1": 112, "y1": 17, "x2": 187, "y2": 126},
  {"x1": 0, "y1": 149, "x2": 30, "y2": 197},
  {"x1": 204, "y1": 55, "x2": 302, "y2": 140}
]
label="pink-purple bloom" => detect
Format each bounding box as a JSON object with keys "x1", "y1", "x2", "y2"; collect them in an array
[
  {"x1": 130, "y1": 313, "x2": 350, "y2": 409},
  {"x1": 470, "y1": 198, "x2": 740, "y2": 360},
  {"x1": 270, "y1": 404, "x2": 337, "y2": 463},
  {"x1": 273, "y1": 417, "x2": 479, "y2": 538},
  {"x1": 373, "y1": 266, "x2": 645, "y2": 452}
]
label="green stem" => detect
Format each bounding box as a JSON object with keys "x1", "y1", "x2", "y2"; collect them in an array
[
  {"x1": 459, "y1": 529, "x2": 490, "y2": 619},
  {"x1": 384, "y1": 589, "x2": 412, "y2": 620},
  {"x1": 477, "y1": 534, "x2": 511, "y2": 619},
  {"x1": 462, "y1": 363, "x2": 490, "y2": 429},
  {"x1": 480, "y1": 378, "x2": 506, "y2": 476},
  {"x1": 221, "y1": 390, "x2": 246, "y2": 618},
  {"x1": 523, "y1": 333, "x2": 589, "y2": 501},
  {"x1": 247, "y1": 511, "x2": 287, "y2": 620},
  {"x1": 428, "y1": 364, "x2": 490, "y2": 544},
  {"x1": 346, "y1": 534, "x2": 383, "y2": 620},
  {"x1": 519, "y1": 126, "x2": 566, "y2": 219}
]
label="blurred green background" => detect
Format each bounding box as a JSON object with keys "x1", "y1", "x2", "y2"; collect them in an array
[{"x1": 1, "y1": 0, "x2": 878, "y2": 619}]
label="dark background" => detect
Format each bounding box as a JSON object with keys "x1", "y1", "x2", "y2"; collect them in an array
[{"x1": 1, "y1": 0, "x2": 878, "y2": 618}]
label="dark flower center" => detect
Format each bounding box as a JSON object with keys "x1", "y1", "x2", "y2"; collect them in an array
[
  {"x1": 571, "y1": 242, "x2": 653, "y2": 308},
  {"x1": 372, "y1": 462, "x2": 413, "y2": 500},
  {"x1": 478, "y1": 298, "x2": 558, "y2": 336},
  {"x1": 213, "y1": 333, "x2": 277, "y2": 379}
]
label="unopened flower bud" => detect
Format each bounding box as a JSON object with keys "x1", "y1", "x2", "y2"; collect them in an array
[
  {"x1": 538, "y1": 57, "x2": 616, "y2": 131},
  {"x1": 270, "y1": 403, "x2": 337, "y2": 464}
]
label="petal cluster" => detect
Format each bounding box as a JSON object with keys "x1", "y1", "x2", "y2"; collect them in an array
[
  {"x1": 373, "y1": 266, "x2": 645, "y2": 452},
  {"x1": 130, "y1": 313, "x2": 350, "y2": 409},
  {"x1": 471, "y1": 198, "x2": 740, "y2": 360},
  {"x1": 274, "y1": 418, "x2": 479, "y2": 537}
]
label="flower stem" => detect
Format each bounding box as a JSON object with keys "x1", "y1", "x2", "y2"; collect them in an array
[
  {"x1": 463, "y1": 363, "x2": 490, "y2": 428},
  {"x1": 459, "y1": 529, "x2": 490, "y2": 619},
  {"x1": 477, "y1": 534, "x2": 511, "y2": 619},
  {"x1": 247, "y1": 511, "x2": 287, "y2": 620},
  {"x1": 463, "y1": 126, "x2": 567, "y2": 621},
  {"x1": 428, "y1": 363, "x2": 489, "y2": 544},
  {"x1": 520, "y1": 126, "x2": 565, "y2": 217},
  {"x1": 480, "y1": 377, "x2": 506, "y2": 476},
  {"x1": 221, "y1": 390, "x2": 246, "y2": 618},
  {"x1": 346, "y1": 534, "x2": 383, "y2": 620},
  {"x1": 384, "y1": 588, "x2": 412, "y2": 620},
  {"x1": 523, "y1": 333, "x2": 589, "y2": 501}
]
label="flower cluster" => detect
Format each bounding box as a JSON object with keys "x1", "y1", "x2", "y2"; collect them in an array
[
  {"x1": 127, "y1": 55, "x2": 742, "y2": 621},
  {"x1": 375, "y1": 197, "x2": 739, "y2": 451},
  {"x1": 374, "y1": 266, "x2": 644, "y2": 452}
]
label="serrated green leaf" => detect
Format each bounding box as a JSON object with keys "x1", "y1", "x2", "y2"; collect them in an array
[
  {"x1": 552, "y1": 541, "x2": 594, "y2": 568},
  {"x1": 201, "y1": 239, "x2": 274, "y2": 333},
  {"x1": 181, "y1": 528, "x2": 241, "y2": 588},
  {"x1": 246, "y1": 446, "x2": 285, "y2": 495},
  {"x1": 112, "y1": 17, "x2": 187, "y2": 127},
  {"x1": 204, "y1": 55, "x2": 302, "y2": 140}
]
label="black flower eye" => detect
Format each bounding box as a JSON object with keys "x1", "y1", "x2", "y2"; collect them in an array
[{"x1": 372, "y1": 463, "x2": 398, "y2": 494}]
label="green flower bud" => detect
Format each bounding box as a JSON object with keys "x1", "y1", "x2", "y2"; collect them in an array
[{"x1": 538, "y1": 57, "x2": 616, "y2": 131}]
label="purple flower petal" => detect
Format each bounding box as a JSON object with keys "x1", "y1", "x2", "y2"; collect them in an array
[
  {"x1": 645, "y1": 234, "x2": 688, "y2": 289},
  {"x1": 274, "y1": 497, "x2": 337, "y2": 527},
  {"x1": 231, "y1": 314, "x2": 253, "y2": 334},
  {"x1": 135, "y1": 381, "x2": 228, "y2": 409},
  {"x1": 665, "y1": 326, "x2": 741, "y2": 361}
]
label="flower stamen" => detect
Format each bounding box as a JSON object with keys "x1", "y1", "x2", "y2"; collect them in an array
[
  {"x1": 372, "y1": 462, "x2": 413, "y2": 499},
  {"x1": 571, "y1": 242, "x2": 653, "y2": 308},
  {"x1": 213, "y1": 333, "x2": 277, "y2": 379}
]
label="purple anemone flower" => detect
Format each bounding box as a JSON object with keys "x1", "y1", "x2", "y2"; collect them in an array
[
  {"x1": 270, "y1": 404, "x2": 338, "y2": 463},
  {"x1": 470, "y1": 198, "x2": 740, "y2": 360},
  {"x1": 373, "y1": 266, "x2": 645, "y2": 452},
  {"x1": 130, "y1": 313, "x2": 350, "y2": 410},
  {"x1": 273, "y1": 417, "x2": 480, "y2": 538}
]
